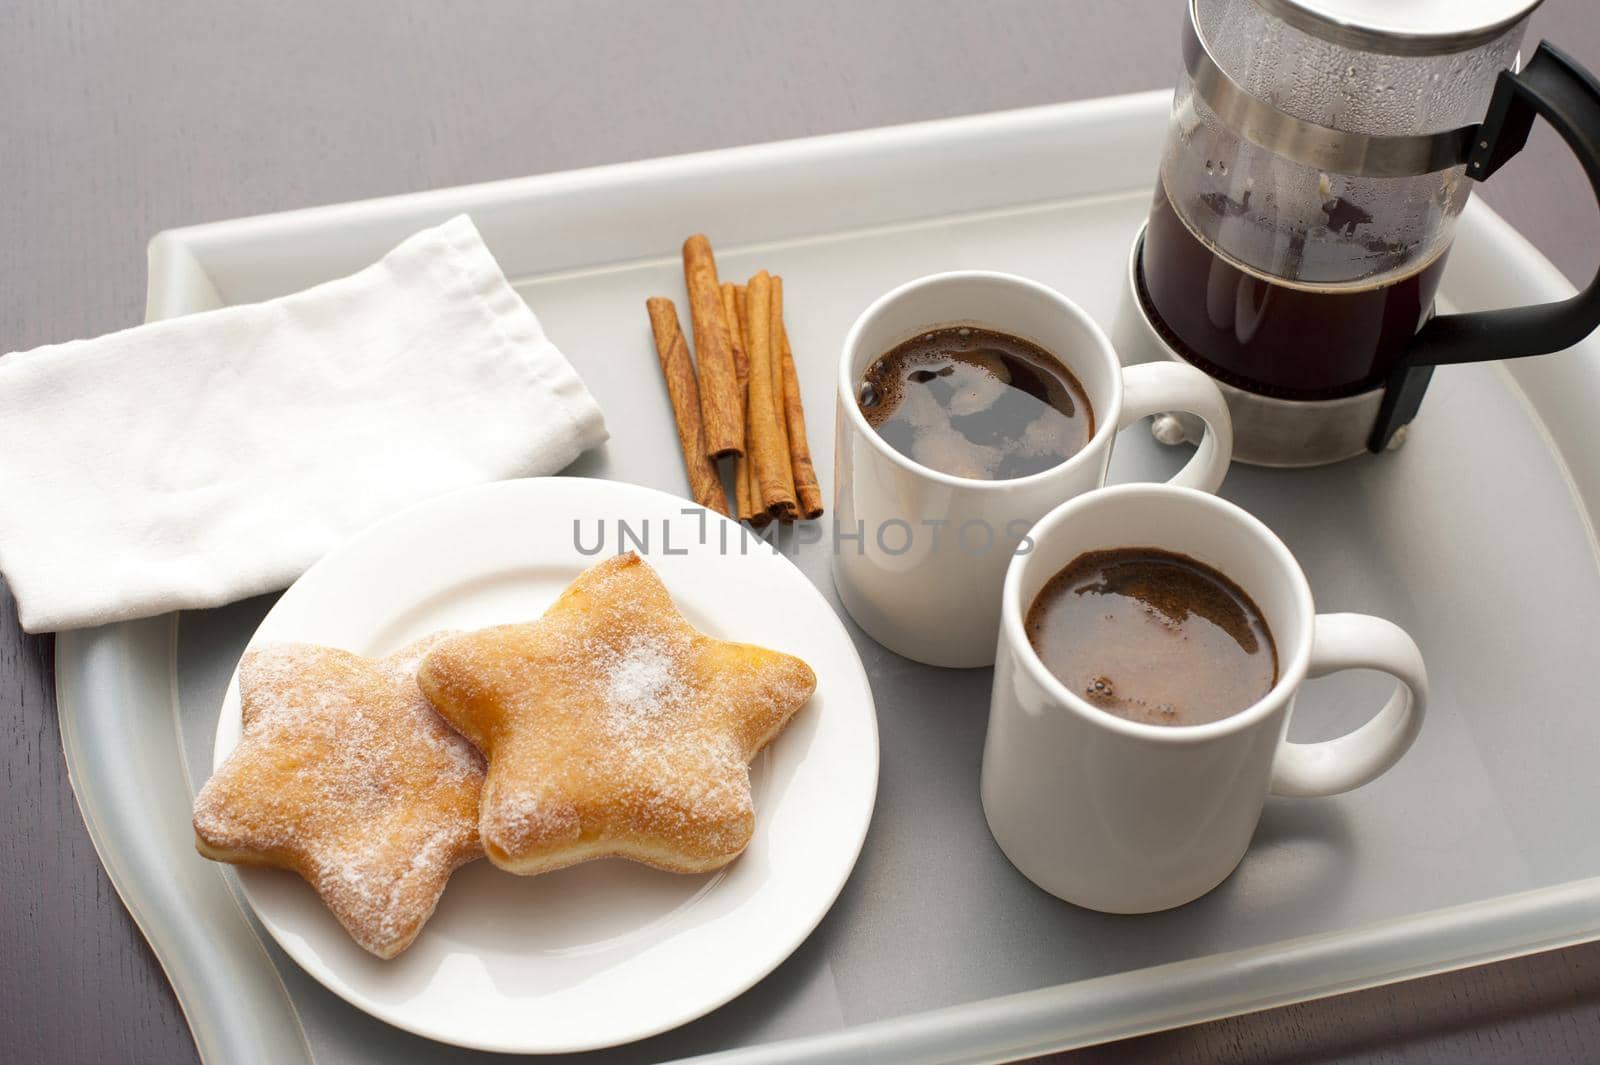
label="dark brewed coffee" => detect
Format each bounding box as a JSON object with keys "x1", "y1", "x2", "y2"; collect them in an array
[
  {"x1": 1025, "y1": 547, "x2": 1277, "y2": 727},
  {"x1": 857, "y1": 326, "x2": 1093, "y2": 480},
  {"x1": 1139, "y1": 182, "x2": 1448, "y2": 399}
]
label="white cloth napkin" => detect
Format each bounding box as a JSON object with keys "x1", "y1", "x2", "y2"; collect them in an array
[{"x1": 0, "y1": 215, "x2": 608, "y2": 633}]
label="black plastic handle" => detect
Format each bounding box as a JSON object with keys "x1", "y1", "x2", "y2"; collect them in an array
[{"x1": 1370, "y1": 42, "x2": 1600, "y2": 452}]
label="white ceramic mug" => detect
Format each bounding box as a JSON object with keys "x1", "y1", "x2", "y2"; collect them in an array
[
  {"x1": 831, "y1": 271, "x2": 1234, "y2": 668},
  {"x1": 981, "y1": 484, "x2": 1428, "y2": 913}
]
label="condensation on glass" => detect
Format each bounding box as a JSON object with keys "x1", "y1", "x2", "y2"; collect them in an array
[{"x1": 1162, "y1": 0, "x2": 1528, "y2": 289}]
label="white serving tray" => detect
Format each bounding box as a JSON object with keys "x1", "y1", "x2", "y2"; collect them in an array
[{"x1": 57, "y1": 90, "x2": 1600, "y2": 1065}]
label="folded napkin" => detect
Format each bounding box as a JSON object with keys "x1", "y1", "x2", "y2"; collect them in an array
[{"x1": 0, "y1": 215, "x2": 607, "y2": 633}]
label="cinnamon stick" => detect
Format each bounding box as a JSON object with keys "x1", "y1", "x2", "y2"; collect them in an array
[
  {"x1": 734, "y1": 285, "x2": 771, "y2": 527},
  {"x1": 646, "y1": 297, "x2": 729, "y2": 515},
  {"x1": 721, "y1": 282, "x2": 749, "y2": 384},
  {"x1": 682, "y1": 235, "x2": 742, "y2": 458},
  {"x1": 773, "y1": 284, "x2": 824, "y2": 520},
  {"x1": 745, "y1": 272, "x2": 799, "y2": 518},
  {"x1": 766, "y1": 277, "x2": 798, "y2": 520},
  {"x1": 722, "y1": 282, "x2": 758, "y2": 523}
]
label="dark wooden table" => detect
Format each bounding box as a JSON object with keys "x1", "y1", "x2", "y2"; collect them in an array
[{"x1": 3, "y1": 2, "x2": 1599, "y2": 1062}]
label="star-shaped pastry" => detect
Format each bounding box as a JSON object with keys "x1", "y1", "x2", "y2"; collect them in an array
[
  {"x1": 416, "y1": 552, "x2": 816, "y2": 875},
  {"x1": 193, "y1": 633, "x2": 485, "y2": 959}
]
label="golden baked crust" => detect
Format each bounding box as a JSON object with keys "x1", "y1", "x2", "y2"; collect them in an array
[
  {"x1": 192, "y1": 633, "x2": 485, "y2": 959},
  {"x1": 417, "y1": 553, "x2": 816, "y2": 876}
]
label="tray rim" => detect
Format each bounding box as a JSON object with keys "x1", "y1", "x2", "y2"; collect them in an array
[{"x1": 57, "y1": 87, "x2": 1600, "y2": 1065}]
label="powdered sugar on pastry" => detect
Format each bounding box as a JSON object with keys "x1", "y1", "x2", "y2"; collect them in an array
[
  {"x1": 192, "y1": 632, "x2": 485, "y2": 959},
  {"x1": 602, "y1": 633, "x2": 685, "y2": 730},
  {"x1": 418, "y1": 553, "x2": 816, "y2": 877}
]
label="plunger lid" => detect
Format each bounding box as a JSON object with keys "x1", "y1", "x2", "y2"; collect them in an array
[{"x1": 1255, "y1": 0, "x2": 1542, "y2": 55}]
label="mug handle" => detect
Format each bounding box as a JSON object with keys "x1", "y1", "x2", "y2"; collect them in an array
[
  {"x1": 1269, "y1": 613, "x2": 1428, "y2": 798},
  {"x1": 1118, "y1": 361, "x2": 1234, "y2": 492}
]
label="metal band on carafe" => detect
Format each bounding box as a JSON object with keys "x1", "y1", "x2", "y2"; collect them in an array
[{"x1": 1183, "y1": 0, "x2": 1480, "y2": 178}]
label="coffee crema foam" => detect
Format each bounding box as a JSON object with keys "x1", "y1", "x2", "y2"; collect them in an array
[
  {"x1": 1025, "y1": 547, "x2": 1278, "y2": 727},
  {"x1": 858, "y1": 326, "x2": 1094, "y2": 481}
]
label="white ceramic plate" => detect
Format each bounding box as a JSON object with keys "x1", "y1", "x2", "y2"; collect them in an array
[{"x1": 209, "y1": 477, "x2": 879, "y2": 1053}]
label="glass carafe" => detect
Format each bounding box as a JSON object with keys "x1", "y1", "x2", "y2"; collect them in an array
[{"x1": 1129, "y1": 0, "x2": 1600, "y2": 461}]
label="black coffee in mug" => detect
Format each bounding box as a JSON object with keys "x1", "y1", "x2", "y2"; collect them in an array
[
  {"x1": 1026, "y1": 547, "x2": 1278, "y2": 727},
  {"x1": 857, "y1": 326, "x2": 1094, "y2": 480}
]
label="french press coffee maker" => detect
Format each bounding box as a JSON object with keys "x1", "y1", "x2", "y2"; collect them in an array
[{"x1": 1111, "y1": 0, "x2": 1600, "y2": 466}]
